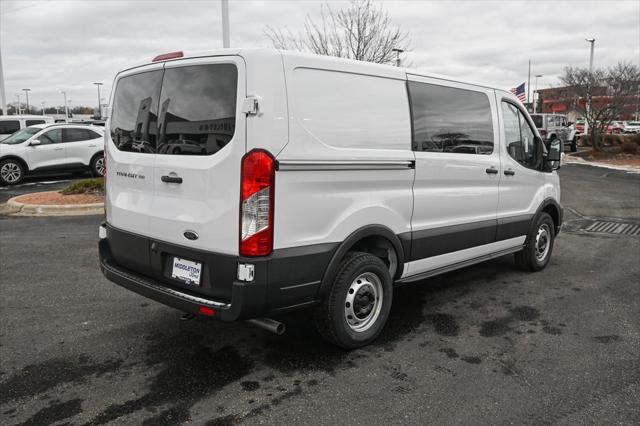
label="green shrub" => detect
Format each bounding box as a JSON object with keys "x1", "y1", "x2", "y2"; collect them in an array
[{"x1": 61, "y1": 178, "x2": 104, "y2": 195}]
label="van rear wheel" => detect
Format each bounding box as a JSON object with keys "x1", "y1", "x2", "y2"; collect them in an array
[
  {"x1": 314, "y1": 252, "x2": 392, "y2": 349},
  {"x1": 515, "y1": 212, "x2": 555, "y2": 272}
]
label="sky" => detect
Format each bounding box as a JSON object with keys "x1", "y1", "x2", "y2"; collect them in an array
[{"x1": 1, "y1": 0, "x2": 639, "y2": 109}]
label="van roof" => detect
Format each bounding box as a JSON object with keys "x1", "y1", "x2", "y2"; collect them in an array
[
  {"x1": 0, "y1": 115, "x2": 54, "y2": 120},
  {"x1": 122, "y1": 47, "x2": 502, "y2": 92}
]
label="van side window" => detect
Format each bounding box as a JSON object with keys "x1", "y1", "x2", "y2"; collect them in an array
[
  {"x1": 408, "y1": 82, "x2": 494, "y2": 155},
  {"x1": 0, "y1": 120, "x2": 20, "y2": 134},
  {"x1": 26, "y1": 120, "x2": 45, "y2": 126},
  {"x1": 501, "y1": 102, "x2": 536, "y2": 168}
]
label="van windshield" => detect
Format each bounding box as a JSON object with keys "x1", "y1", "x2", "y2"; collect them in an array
[
  {"x1": 110, "y1": 64, "x2": 238, "y2": 156},
  {"x1": 1, "y1": 127, "x2": 41, "y2": 145}
]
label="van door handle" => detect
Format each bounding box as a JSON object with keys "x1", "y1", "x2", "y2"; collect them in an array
[
  {"x1": 54, "y1": 147, "x2": 63, "y2": 151},
  {"x1": 504, "y1": 169, "x2": 515, "y2": 176},
  {"x1": 161, "y1": 175, "x2": 183, "y2": 184},
  {"x1": 485, "y1": 167, "x2": 498, "y2": 174}
]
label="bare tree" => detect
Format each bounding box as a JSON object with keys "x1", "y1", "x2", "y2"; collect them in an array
[
  {"x1": 265, "y1": 0, "x2": 410, "y2": 65},
  {"x1": 561, "y1": 62, "x2": 640, "y2": 150}
]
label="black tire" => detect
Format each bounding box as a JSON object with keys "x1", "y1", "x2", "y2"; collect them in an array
[
  {"x1": 314, "y1": 252, "x2": 393, "y2": 349},
  {"x1": 90, "y1": 153, "x2": 105, "y2": 177},
  {"x1": 0, "y1": 158, "x2": 25, "y2": 185},
  {"x1": 515, "y1": 212, "x2": 555, "y2": 272}
]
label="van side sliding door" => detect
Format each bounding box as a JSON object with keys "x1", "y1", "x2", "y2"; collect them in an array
[{"x1": 404, "y1": 76, "x2": 501, "y2": 277}]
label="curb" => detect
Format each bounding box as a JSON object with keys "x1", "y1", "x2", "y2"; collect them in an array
[{"x1": 5, "y1": 196, "x2": 104, "y2": 216}]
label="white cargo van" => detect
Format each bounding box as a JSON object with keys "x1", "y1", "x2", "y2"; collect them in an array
[
  {"x1": 0, "y1": 115, "x2": 55, "y2": 141},
  {"x1": 99, "y1": 49, "x2": 563, "y2": 349}
]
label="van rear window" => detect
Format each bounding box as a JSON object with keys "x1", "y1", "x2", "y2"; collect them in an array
[{"x1": 110, "y1": 64, "x2": 237, "y2": 155}]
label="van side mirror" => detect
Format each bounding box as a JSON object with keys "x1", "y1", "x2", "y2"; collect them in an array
[
  {"x1": 547, "y1": 138, "x2": 561, "y2": 161},
  {"x1": 544, "y1": 137, "x2": 561, "y2": 170},
  {"x1": 29, "y1": 139, "x2": 41, "y2": 146}
]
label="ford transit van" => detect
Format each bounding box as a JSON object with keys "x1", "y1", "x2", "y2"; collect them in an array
[{"x1": 99, "y1": 49, "x2": 562, "y2": 349}]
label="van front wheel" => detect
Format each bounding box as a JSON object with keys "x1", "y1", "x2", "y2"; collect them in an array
[
  {"x1": 314, "y1": 252, "x2": 392, "y2": 349},
  {"x1": 515, "y1": 212, "x2": 555, "y2": 272}
]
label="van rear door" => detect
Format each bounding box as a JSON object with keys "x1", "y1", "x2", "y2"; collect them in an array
[
  {"x1": 151, "y1": 57, "x2": 245, "y2": 254},
  {"x1": 106, "y1": 56, "x2": 245, "y2": 255}
]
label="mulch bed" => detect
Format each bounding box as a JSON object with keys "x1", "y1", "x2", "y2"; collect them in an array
[
  {"x1": 575, "y1": 150, "x2": 640, "y2": 168},
  {"x1": 14, "y1": 191, "x2": 104, "y2": 205}
]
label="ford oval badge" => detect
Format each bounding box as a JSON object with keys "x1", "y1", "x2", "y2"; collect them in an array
[{"x1": 183, "y1": 230, "x2": 199, "y2": 241}]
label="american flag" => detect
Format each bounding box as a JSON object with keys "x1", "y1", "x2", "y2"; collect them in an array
[{"x1": 510, "y1": 82, "x2": 526, "y2": 102}]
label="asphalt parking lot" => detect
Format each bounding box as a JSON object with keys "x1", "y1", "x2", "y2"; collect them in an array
[{"x1": 1, "y1": 164, "x2": 639, "y2": 425}]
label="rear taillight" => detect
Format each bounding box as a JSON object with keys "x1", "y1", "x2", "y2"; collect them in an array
[
  {"x1": 240, "y1": 149, "x2": 275, "y2": 257},
  {"x1": 540, "y1": 129, "x2": 547, "y2": 137}
]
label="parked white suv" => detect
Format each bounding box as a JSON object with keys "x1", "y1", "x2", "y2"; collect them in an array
[
  {"x1": 99, "y1": 49, "x2": 563, "y2": 349},
  {"x1": 0, "y1": 123, "x2": 105, "y2": 185},
  {"x1": 530, "y1": 113, "x2": 577, "y2": 152},
  {"x1": 0, "y1": 115, "x2": 55, "y2": 142}
]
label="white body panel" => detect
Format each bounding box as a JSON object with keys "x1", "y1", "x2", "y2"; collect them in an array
[
  {"x1": 409, "y1": 75, "x2": 501, "y2": 230},
  {"x1": 104, "y1": 48, "x2": 561, "y2": 283},
  {"x1": 275, "y1": 56, "x2": 413, "y2": 248}
]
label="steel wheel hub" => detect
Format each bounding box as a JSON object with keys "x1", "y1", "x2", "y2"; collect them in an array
[
  {"x1": 535, "y1": 223, "x2": 551, "y2": 261},
  {"x1": 344, "y1": 272, "x2": 383, "y2": 333},
  {"x1": 1, "y1": 163, "x2": 21, "y2": 183}
]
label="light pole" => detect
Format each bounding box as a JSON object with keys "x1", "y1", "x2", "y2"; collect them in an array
[
  {"x1": 93, "y1": 82, "x2": 103, "y2": 119},
  {"x1": 221, "y1": 0, "x2": 230, "y2": 48},
  {"x1": 15, "y1": 94, "x2": 20, "y2": 115},
  {"x1": 60, "y1": 90, "x2": 68, "y2": 119},
  {"x1": 22, "y1": 89, "x2": 31, "y2": 114},
  {"x1": 0, "y1": 43, "x2": 7, "y2": 116},
  {"x1": 585, "y1": 38, "x2": 595, "y2": 136},
  {"x1": 534, "y1": 74, "x2": 543, "y2": 114},
  {"x1": 392, "y1": 48, "x2": 404, "y2": 67},
  {"x1": 41, "y1": 101, "x2": 46, "y2": 115}
]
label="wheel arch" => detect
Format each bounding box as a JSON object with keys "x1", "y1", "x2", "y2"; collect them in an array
[
  {"x1": 319, "y1": 225, "x2": 406, "y2": 298},
  {"x1": 536, "y1": 198, "x2": 563, "y2": 236},
  {"x1": 0, "y1": 155, "x2": 29, "y2": 172},
  {"x1": 90, "y1": 150, "x2": 104, "y2": 166}
]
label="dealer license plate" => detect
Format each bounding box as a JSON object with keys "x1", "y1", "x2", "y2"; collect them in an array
[{"x1": 171, "y1": 257, "x2": 202, "y2": 286}]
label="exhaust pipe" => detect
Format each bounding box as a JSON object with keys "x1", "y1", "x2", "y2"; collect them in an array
[{"x1": 246, "y1": 318, "x2": 286, "y2": 335}]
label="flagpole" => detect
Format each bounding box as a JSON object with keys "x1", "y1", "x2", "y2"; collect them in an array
[{"x1": 527, "y1": 60, "x2": 531, "y2": 111}]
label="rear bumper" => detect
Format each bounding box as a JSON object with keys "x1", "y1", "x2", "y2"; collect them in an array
[
  {"x1": 98, "y1": 223, "x2": 336, "y2": 321},
  {"x1": 100, "y1": 241, "x2": 261, "y2": 320}
]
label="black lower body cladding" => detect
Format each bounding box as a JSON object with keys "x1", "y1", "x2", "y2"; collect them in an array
[{"x1": 98, "y1": 224, "x2": 337, "y2": 320}]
